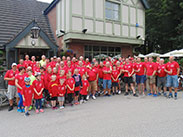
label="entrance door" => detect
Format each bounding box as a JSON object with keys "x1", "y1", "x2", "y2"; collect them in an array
[{"x1": 18, "y1": 49, "x2": 48, "y2": 61}]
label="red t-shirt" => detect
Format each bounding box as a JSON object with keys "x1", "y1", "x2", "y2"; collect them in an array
[
  {"x1": 87, "y1": 68, "x2": 98, "y2": 81},
  {"x1": 23, "y1": 60, "x2": 31, "y2": 68},
  {"x1": 80, "y1": 80, "x2": 89, "y2": 95},
  {"x1": 112, "y1": 70, "x2": 120, "y2": 82},
  {"x1": 134, "y1": 62, "x2": 146, "y2": 76},
  {"x1": 17, "y1": 64, "x2": 24, "y2": 70},
  {"x1": 32, "y1": 79, "x2": 44, "y2": 99},
  {"x1": 48, "y1": 81, "x2": 58, "y2": 97},
  {"x1": 30, "y1": 61, "x2": 36, "y2": 70},
  {"x1": 77, "y1": 67, "x2": 86, "y2": 77},
  {"x1": 44, "y1": 72, "x2": 52, "y2": 89},
  {"x1": 165, "y1": 61, "x2": 179, "y2": 76},
  {"x1": 146, "y1": 62, "x2": 157, "y2": 76},
  {"x1": 157, "y1": 64, "x2": 167, "y2": 77},
  {"x1": 33, "y1": 67, "x2": 40, "y2": 74},
  {"x1": 103, "y1": 67, "x2": 112, "y2": 80},
  {"x1": 123, "y1": 63, "x2": 133, "y2": 77},
  {"x1": 22, "y1": 85, "x2": 33, "y2": 106},
  {"x1": 98, "y1": 66, "x2": 103, "y2": 79},
  {"x1": 57, "y1": 84, "x2": 66, "y2": 97},
  {"x1": 15, "y1": 74, "x2": 25, "y2": 93},
  {"x1": 4, "y1": 70, "x2": 18, "y2": 86},
  {"x1": 116, "y1": 66, "x2": 122, "y2": 74},
  {"x1": 65, "y1": 66, "x2": 74, "y2": 74},
  {"x1": 66, "y1": 78, "x2": 75, "y2": 94}
]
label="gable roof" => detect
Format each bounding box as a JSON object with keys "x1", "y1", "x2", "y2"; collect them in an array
[
  {"x1": 44, "y1": 0, "x2": 149, "y2": 15},
  {"x1": 0, "y1": 0, "x2": 57, "y2": 49}
]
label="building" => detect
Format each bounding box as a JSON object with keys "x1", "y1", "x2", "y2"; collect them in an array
[
  {"x1": 44, "y1": 0, "x2": 149, "y2": 59},
  {"x1": 0, "y1": 0, "x2": 58, "y2": 69}
]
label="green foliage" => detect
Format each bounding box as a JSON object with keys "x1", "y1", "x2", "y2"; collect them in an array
[{"x1": 145, "y1": 0, "x2": 183, "y2": 54}]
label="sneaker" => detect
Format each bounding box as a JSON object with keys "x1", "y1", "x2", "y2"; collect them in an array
[
  {"x1": 17, "y1": 109, "x2": 22, "y2": 113},
  {"x1": 168, "y1": 93, "x2": 173, "y2": 98},
  {"x1": 74, "y1": 102, "x2": 79, "y2": 105},
  {"x1": 124, "y1": 92, "x2": 129, "y2": 96},
  {"x1": 29, "y1": 106, "x2": 33, "y2": 111},
  {"x1": 108, "y1": 94, "x2": 111, "y2": 97},
  {"x1": 92, "y1": 95, "x2": 96, "y2": 100},
  {"x1": 36, "y1": 109, "x2": 39, "y2": 114},
  {"x1": 118, "y1": 90, "x2": 121, "y2": 94},
  {"x1": 153, "y1": 94, "x2": 158, "y2": 97},
  {"x1": 133, "y1": 93, "x2": 138, "y2": 97},
  {"x1": 142, "y1": 93, "x2": 146, "y2": 96},
  {"x1": 158, "y1": 92, "x2": 161, "y2": 96},
  {"x1": 174, "y1": 93, "x2": 177, "y2": 100},
  {"x1": 40, "y1": 109, "x2": 44, "y2": 113},
  {"x1": 59, "y1": 106, "x2": 64, "y2": 110},
  {"x1": 80, "y1": 100, "x2": 84, "y2": 104},
  {"x1": 86, "y1": 95, "x2": 90, "y2": 100},
  {"x1": 21, "y1": 108, "x2": 25, "y2": 113},
  {"x1": 8, "y1": 106, "x2": 13, "y2": 111},
  {"x1": 163, "y1": 92, "x2": 167, "y2": 97},
  {"x1": 25, "y1": 112, "x2": 30, "y2": 117},
  {"x1": 147, "y1": 93, "x2": 153, "y2": 96},
  {"x1": 83, "y1": 100, "x2": 87, "y2": 103}
]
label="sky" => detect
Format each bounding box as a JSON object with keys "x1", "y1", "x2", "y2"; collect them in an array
[{"x1": 37, "y1": 0, "x2": 53, "y2": 3}]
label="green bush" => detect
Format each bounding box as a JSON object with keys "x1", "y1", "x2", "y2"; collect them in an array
[{"x1": 0, "y1": 50, "x2": 3, "y2": 57}]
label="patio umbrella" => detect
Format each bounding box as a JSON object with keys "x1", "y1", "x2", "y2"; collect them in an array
[{"x1": 145, "y1": 52, "x2": 161, "y2": 57}]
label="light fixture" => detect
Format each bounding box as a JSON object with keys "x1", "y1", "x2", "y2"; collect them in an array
[
  {"x1": 60, "y1": 30, "x2": 65, "y2": 34},
  {"x1": 136, "y1": 35, "x2": 141, "y2": 39},
  {"x1": 31, "y1": 26, "x2": 40, "y2": 39},
  {"x1": 82, "y1": 29, "x2": 87, "y2": 34}
]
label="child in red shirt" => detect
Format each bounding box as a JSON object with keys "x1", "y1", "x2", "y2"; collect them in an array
[
  {"x1": 48, "y1": 75, "x2": 58, "y2": 109},
  {"x1": 57, "y1": 78, "x2": 66, "y2": 110},
  {"x1": 66, "y1": 72, "x2": 75, "y2": 106},
  {"x1": 32, "y1": 72, "x2": 44, "y2": 113},
  {"x1": 80, "y1": 74, "x2": 89, "y2": 104},
  {"x1": 22, "y1": 77, "x2": 33, "y2": 116},
  {"x1": 111, "y1": 65, "x2": 120, "y2": 95}
]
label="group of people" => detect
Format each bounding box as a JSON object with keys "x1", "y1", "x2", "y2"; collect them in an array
[{"x1": 4, "y1": 54, "x2": 180, "y2": 116}]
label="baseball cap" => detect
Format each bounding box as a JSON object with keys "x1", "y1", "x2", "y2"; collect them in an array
[
  {"x1": 24, "y1": 77, "x2": 31, "y2": 82},
  {"x1": 35, "y1": 72, "x2": 41, "y2": 77},
  {"x1": 12, "y1": 63, "x2": 17, "y2": 67},
  {"x1": 53, "y1": 56, "x2": 57, "y2": 58}
]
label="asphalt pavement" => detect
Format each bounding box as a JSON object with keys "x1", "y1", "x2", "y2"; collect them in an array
[{"x1": 0, "y1": 92, "x2": 183, "y2": 137}]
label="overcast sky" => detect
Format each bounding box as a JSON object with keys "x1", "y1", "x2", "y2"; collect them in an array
[{"x1": 37, "y1": 0, "x2": 53, "y2": 3}]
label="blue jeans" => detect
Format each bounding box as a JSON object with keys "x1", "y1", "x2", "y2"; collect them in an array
[
  {"x1": 18, "y1": 93, "x2": 23, "y2": 108},
  {"x1": 103, "y1": 79, "x2": 112, "y2": 89},
  {"x1": 136, "y1": 75, "x2": 145, "y2": 84},
  {"x1": 35, "y1": 99, "x2": 42, "y2": 109},
  {"x1": 166, "y1": 75, "x2": 178, "y2": 88}
]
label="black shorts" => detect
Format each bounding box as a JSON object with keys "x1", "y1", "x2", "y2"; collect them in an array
[
  {"x1": 124, "y1": 77, "x2": 133, "y2": 85},
  {"x1": 74, "y1": 91, "x2": 79, "y2": 96},
  {"x1": 112, "y1": 82, "x2": 118, "y2": 87},
  {"x1": 50, "y1": 96, "x2": 57, "y2": 101}
]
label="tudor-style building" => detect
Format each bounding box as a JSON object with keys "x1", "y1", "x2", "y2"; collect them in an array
[
  {"x1": 0, "y1": 0, "x2": 58, "y2": 69},
  {"x1": 44, "y1": 0, "x2": 149, "y2": 59}
]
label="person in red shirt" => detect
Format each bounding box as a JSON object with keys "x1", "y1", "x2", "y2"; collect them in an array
[
  {"x1": 66, "y1": 72, "x2": 75, "y2": 106},
  {"x1": 4, "y1": 63, "x2": 19, "y2": 111},
  {"x1": 86, "y1": 62, "x2": 98, "y2": 100},
  {"x1": 165, "y1": 56, "x2": 180, "y2": 99},
  {"x1": 80, "y1": 74, "x2": 89, "y2": 104},
  {"x1": 57, "y1": 78, "x2": 66, "y2": 110},
  {"x1": 17, "y1": 59, "x2": 24, "y2": 70},
  {"x1": 98, "y1": 62, "x2": 104, "y2": 94},
  {"x1": 15, "y1": 67, "x2": 26, "y2": 112},
  {"x1": 77, "y1": 61, "x2": 87, "y2": 77},
  {"x1": 30, "y1": 56, "x2": 36, "y2": 70},
  {"x1": 134, "y1": 57, "x2": 146, "y2": 95},
  {"x1": 66, "y1": 61, "x2": 74, "y2": 75},
  {"x1": 33, "y1": 61, "x2": 40, "y2": 74},
  {"x1": 22, "y1": 77, "x2": 33, "y2": 116},
  {"x1": 123, "y1": 58, "x2": 138, "y2": 97},
  {"x1": 146, "y1": 57, "x2": 158, "y2": 96},
  {"x1": 32, "y1": 73, "x2": 44, "y2": 113},
  {"x1": 116, "y1": 61, "x2": 122, "y2": 94},
  {"x1": 157, "y1": 59, "x2": 167, "y2": 96},
  {"x1": 85, "y1": 58, "x2": 91, "y2": 67},
  {"x1": 103, "y1": 62, "x2": 112, "y2": 96},
  {"x1": 111, "y1": 65, "x2": 120, "y2": 95},
  {"x1": 23, "y1": 55, "x2": 31, "y2": 68},
  {"x1": 48, "y1": 75, "x2": 58, "y2": 109}
]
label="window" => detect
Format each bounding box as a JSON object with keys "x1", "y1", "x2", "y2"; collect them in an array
[
  {"x1": 84, "y1": 45, "x2": 121, "y2": 61},
  {"x1": 105, "y1": 1, "x2": 120, "y2": 21}
]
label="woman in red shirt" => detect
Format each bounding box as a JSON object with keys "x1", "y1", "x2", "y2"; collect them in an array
[{"x1": 66, "y1": 72, "x2": 75, "y2": 106}]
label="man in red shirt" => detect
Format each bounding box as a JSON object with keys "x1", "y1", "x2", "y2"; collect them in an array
[
  {"x1": 157, "y1": 59, "x2": 167, "y2": 96},
  {"x1": 134, "y1": 57, "x2": 146, "y2": 95},
  {"x1": 123, "y1": 58, "x2": 138, "y2": 97},
  {"x1": 30, "y1": 56, "x2": 36, "y2": 70},
  {"x1": 116, "y1": 61, "x2": 122, "y2": 94},
  {"x1": 98, "y1": 62, "x2": 104, "y2": 94},
  {"x1": 165, "y1": 56, "x2": 180, "y2": 99},
  {"x1": 23, "y1": 55, "x2": 31, "y2": 68},
  {"x1": 17, "y1": 59, "x2": 24, "y2": 70},
  {"x1": 86, "y1": 62, "x2": 98, "y2": 100},
  {"x1": 103, "y1": 62, "x2": 112, "y2": 96},
  {"x1": 146, "y1": 57, "x2": 157, "y2": 96},
  {"x1": 4, "y1": 63, "x2": 19, "y2": 111},
  {"x1": 77, "y1": 61, "x2": 87, "y2": 77}
]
